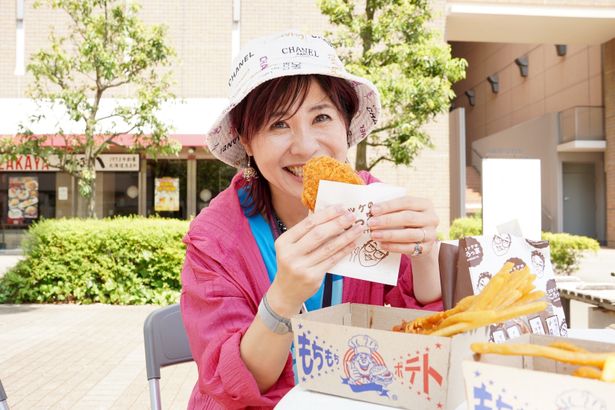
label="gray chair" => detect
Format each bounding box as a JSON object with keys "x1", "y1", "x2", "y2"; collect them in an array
[
  {"x1": 143, "y1": 303, "x2": 193, "y2": 410},
  {"x1": 0, "y1": 378, "x2": 9, "y2": 410}
]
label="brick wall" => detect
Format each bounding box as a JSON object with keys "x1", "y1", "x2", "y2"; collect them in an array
[
  {"x1": 452, "y1": 42, "x2": 602, "y2": 165},
  {"x1": 605, "y1": 39, "x2": 615, "y2": 247},
  {"x1": 1, "y1": 1, "x2": 18, "y2": 97},
  {"x1": 139, "y1": 0, "x2": 232, "y2": 98},
  {"x1": 447, "y1": 0, "x2": 615, "y2": 5},
  {"x1": 240, "y1": 0, "x2": 331, "y2": 44},
  {"x1": 0, "y1": 0, "x2": 452, "y2": 233},
  {"x1": 364, "y1": 0, "x2": 451, "y2": 233}
]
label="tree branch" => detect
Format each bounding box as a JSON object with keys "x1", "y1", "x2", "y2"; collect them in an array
[
  {"x1": 92, "y1": 124, "x2": 139, "y2": 157},
  {"x1": 367, "y1": 155, "x2": 393, "y2": 172},
  {"x1": 371, "y1": 124, "x2": 396, "y2": 134},
  {"x1": 101, "y1": 79, "x2": 131, "y2": 91}
]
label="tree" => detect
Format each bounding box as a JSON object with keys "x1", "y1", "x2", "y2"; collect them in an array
[
  {"x1": 0, "y1": 0, "x2": 180, "y2": 217},
  {"x1": 319, "y1": 0, "x2": 467, "y2": 171}
]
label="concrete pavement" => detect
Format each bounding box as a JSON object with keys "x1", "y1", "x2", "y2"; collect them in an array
[
  {"x1": 0, "y1": 248, "x2": 613, "y2": 409},
  {"x1": 0, "y1": 304, "x2": 196, "y2": 409},
  {"x1": 0, "y1": 254, "x2": 23, "y2": 279}
]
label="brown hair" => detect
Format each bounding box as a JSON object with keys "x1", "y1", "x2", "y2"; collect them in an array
[{"x1": 230, "y1": 74, "x2": 359, "y2": 217}]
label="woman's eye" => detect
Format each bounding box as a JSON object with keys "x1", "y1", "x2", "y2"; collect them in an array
[
  {"x1": 314, "y1": 114, "x2": 331, "y2": 123},
  {"x1": 271, "y1": 121, "x2": 288, "y2": 129}
]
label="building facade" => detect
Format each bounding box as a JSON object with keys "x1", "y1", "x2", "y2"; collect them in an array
[
  {"x1": 5, "y1": 0, "x2": 614, "y2": 249},
  {"x1": 0, "y1": 0, "x2": 452, "y2": 249},
  {"x1": 447, "y1": 0, "x2": 615, "y2": 246}
]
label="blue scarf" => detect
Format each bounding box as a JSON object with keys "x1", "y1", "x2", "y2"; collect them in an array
[{"x1": 239, "y1": 188, "x2": 343, "y2": 310}]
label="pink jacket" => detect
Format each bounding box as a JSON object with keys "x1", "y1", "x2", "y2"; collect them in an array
[{"x1": 180, "y1": 172, "x2": 442, "y2": 409}]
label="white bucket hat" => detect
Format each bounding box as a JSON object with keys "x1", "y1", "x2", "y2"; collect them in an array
[{"x1": 206, "y1": 30, "x2": 381, "y2": 168}]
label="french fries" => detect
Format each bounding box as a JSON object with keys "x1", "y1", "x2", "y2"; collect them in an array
[
  {"x1": 393, "y1": 261, "x2": 548, "y2": 337},
  {"x1": 471, "y1": 341, "x2": 615, "y2": 383},
  {"x1": 573, "y1": 366, "x2": 602, "y2": 380},
  {"x1": 603, "y1": 356, "x2": 615, "y2": 382}
]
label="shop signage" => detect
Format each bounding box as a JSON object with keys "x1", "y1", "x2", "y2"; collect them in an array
[
  {"x1": 154, "y1": 177, "x2": 180, "y2": 212},
  {"x1": 7, "y1": 176, "x2": 39, "y2": 224},
  {"x1": 0, "y1": 155, "x2": 57, "y2": 172},
  {"x1": 91, "y1": 154, "x2": 140, "y2": 171},
  {"x1": 0, "y1": 154, "x2": 139, "y2": 172}
]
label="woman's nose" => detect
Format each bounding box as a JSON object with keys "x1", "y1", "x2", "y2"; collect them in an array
[{"x1": 289, "y1": 126, "x2": 319, "y2": 157}]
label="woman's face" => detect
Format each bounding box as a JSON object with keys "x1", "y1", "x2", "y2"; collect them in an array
[{"x1": 242, "y1": 78, "x2": 349, "y2": 206}]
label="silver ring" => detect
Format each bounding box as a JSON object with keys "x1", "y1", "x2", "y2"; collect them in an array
[
  {"x1": 411, "y1": 243, "x2": 423, "y2": 257},
  {"x1": 420, "y1": 228, "x2": 426, "y2": 243}
]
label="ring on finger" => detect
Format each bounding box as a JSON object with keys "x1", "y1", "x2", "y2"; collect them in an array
[
  {"x1": 420, "y1": 228, "x2": 426, "y2": 243},
  {"x1": 411, "y1": 242, "x2": 423, "y2": 257}
]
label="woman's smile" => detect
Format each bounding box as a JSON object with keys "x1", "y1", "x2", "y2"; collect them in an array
[{"x1": 284, "y1": 165, "x2": 304, "y2": 180}]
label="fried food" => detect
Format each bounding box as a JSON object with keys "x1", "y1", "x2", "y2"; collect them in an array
[
  {"x1": 573, "y1": 366, "x2": 602, "y2": 380},
  {"x1": 393, "y1": 262, "x2": 548, "y2": 337},
  {"x1": 549, "y1": 341, "x2": 588, "y2": 353},
  {"x1": 471, "y1": 341, "x2": 615, "y2": 383},
  {"x1": 301, "y1": 156, "x2": 364, "y2": 211},
  {"x1": 471, "y1": 342, "x2": 614, "y2": 368},
  {"x1": 603, "y1": 356, "x2": 615, "y2": 382}
]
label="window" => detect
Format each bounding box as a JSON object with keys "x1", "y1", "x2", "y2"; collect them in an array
[
  {"x1": 196, "y1": 160, "x2": 236, "y2": 212},
  {"x1": 146, "y1": 160, "x2": 187, "y2": 219},
  {"x1": 15, "y1": 0, "x2": 25, "y2": 76},
  {"x1": 0, "y1": 172, "x2": 56, "y2": 228},
  {"x1": 101, "y1": 172, "x2": 139, "y2": 217}
]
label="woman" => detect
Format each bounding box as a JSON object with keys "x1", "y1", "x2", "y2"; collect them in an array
[{"x1": 181, "y1": 31, "x2": 442, "y2": 409}]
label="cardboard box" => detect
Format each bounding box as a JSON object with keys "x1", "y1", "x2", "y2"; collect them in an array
[
  {"x1": 462, "y1": 334, "x2": 615, "y2": 409},
  {"x1": 291, "y1": 303, "x2": 490, "y2": 409}
]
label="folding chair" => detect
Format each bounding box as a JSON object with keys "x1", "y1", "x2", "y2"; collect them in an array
[
  {"x1": 0, "y1": 378, "x2": 9, "y2": 410},
  {"x1": 143, "y1": 303, "x2": 193, "y2": 410}
]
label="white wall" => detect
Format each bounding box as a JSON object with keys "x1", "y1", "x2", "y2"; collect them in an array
[
  {"x1": 472, "y1": 113, "x2": 560, "y2": 232},
  {"x1": 471, "y1": 111, "x2": 605, "y2": 240}
]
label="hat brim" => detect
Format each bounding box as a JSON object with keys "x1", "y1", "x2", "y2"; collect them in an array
[{"x1": 206, "y1": 69, "x2": 381, "y2": 168}]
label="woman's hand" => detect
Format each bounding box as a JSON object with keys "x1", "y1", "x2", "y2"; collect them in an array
[
  {"x1": 267, "y1": 206, "x2": 364, "y2": 317},
  {"x1": 366, "y1": 195, "x2": 441, "y2": 303},
  {"x1": 366, "y1": 196, "x2": 439, "y2": 258}
]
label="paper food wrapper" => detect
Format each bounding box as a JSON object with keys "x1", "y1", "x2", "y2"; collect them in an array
[
  {"x1": 314, "y1": 180, "x2": 406, "y2": 285},
  {"x1": 457, "y1": 234, "x2": 567, "y2": 342}
]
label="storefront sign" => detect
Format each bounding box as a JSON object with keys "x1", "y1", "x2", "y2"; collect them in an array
[
  {"x1": 0, "y1": 154, "x2": 139, "y2": 172},
  {"x1": 154, "y1": 177, "x2": 180, "y2": 212},
  {"x1": 7, "y1": 176, "x2": 39, "y2": 224},
  {"x1": 92, "y1": 154, "x2": 139, "y2": 171},
  {"x1": 0, "y1": 155, "x2": 57, "y2": 172},
  {"x1": 58, "y1": 186, "x2": 68, "y2": 201}
]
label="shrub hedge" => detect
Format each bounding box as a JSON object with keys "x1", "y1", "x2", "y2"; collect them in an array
[
  {"x1": 0, "y1": 217, "x2": 189, "y2": 304},
  {"x1": 448, "y1": 216, "x2": 600, "y2": 275},
  {"x1": 541, "y1": 232, "x2": 600, "y2": 275},
  {"x1": 448, "y1": 214, "x2": 482, "y2": 240}
]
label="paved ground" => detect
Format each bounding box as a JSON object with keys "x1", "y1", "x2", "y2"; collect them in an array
[
  {"x1": 0, "y1": 254, "x2": 23, "y2": 279},
  {"x1": 0, "y1": 247, "x2": 613, "y2": 409},
  {"x1": 0, "y1": 304, "x2": 196, "y2": 409}
]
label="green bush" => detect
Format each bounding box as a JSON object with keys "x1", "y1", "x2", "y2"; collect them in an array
[
  {"x1": 447, "y1": 216, "x2": 600, "y2": 275},
  {"x1": 541, "y1": 232, "x2": 600, "y2": 275},
  {"x1": 448, "y1": 215, "x2": 482, "y2": 240},
  {"x1": 0, "y1": 217, "x2": 189, "y2": 304}
]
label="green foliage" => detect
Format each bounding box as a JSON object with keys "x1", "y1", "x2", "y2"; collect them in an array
[
  {"x1": 0, "y1": 0, "x2": 180, "y2": 217},
  {"x1": 0, "y1": 217, "x2": 188, "y2": 304},
  {"x1": 319, "y1": 0, "x2": 467, "y2": 170},
  {"x1": 448, "y1": 214, "x2": 482, "y2": 240},
  {"x1": 541, "y1": 232, "x2": 600, "y2": 275}
]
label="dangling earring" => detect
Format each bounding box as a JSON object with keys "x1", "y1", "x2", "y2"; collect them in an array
[{"x1": 242, "y1": 155, "x2": 258, "y2": 182}]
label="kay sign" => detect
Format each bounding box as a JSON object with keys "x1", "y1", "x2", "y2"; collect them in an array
[{"x1": 0, "y1": 154, "x2": 139, "y2": 172}]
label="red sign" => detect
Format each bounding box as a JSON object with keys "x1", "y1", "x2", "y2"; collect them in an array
[{"x1": 0, "y1": 155, "x2": 56, "y2": 172}]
